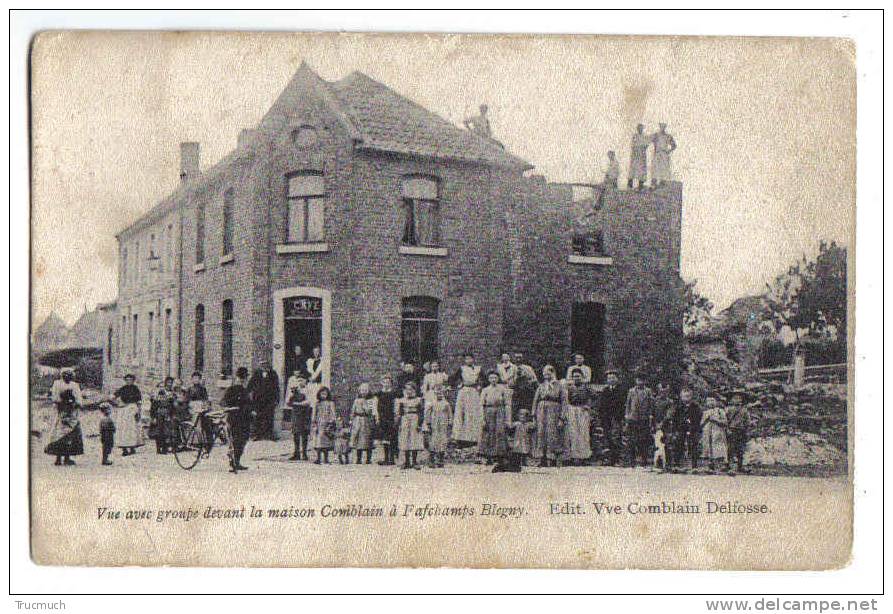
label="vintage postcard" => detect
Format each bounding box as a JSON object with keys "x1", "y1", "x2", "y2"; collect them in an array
[{"x1": 29, "y1": 31, "x2": 854, "y2": 569}]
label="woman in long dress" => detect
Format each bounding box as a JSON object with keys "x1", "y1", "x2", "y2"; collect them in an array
[
  {"x1": 564, "y1": 370, "x2": 593, "y2": 465},
  {"x1": 423, "y1": 386, "x2": 452, "y2": 468},
  {"x1": 700, "y1": 397, "x2": 728, "y2": 473},
  {"x1": 311, "y1": 386, "x2": 337, "y2": 464},
  {"x1": 396, "y1": 382, "x2": 425, "y2": 469},
  {"x1": 478, "y1": 371, "x2": 511, "y2": 465},
  {"x1": 531, "y1": 365, "x2": 568, "y2": 467},
  {"x1": 349, "y1": 383, "x2": 377, "y2": 464},
  {"x1": 451, "y1": 353, "x2": 484, "y2": 448},
  {"x1": 113, "y1": 374, "x2": 145, "y2": 456},
  {"x1": 45, "y1": 370, "x2": 85, "y2": 465}
]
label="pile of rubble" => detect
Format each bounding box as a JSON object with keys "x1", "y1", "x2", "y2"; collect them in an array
[{"x1": 684, "y1": 350, "x2": 848, "y2": 473}]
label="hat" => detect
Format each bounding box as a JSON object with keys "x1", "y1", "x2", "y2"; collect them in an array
[{"x1": 604, "y1": 367, "x2": 620, "y2": 376}]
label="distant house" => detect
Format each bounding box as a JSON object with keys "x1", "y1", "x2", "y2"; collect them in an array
[
  {"x1": 31, "y1": 312, "x2": 70, "y2": 354},
  {"x1": 31, "y1": 306, "x2": 115, "y2": 388}
]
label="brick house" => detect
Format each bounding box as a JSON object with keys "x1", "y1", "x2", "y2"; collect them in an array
[{"x1": 106, "y1": 62, "x2": 683, "y2": 416}]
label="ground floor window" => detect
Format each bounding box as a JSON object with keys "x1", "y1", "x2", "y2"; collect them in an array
[
  {"x1": 221, "y1": 300, "x2": 234, "y2": 377},
  {"x1": 401, "y1": 296, "x2": 439, "y2": 366},
  {"x1": 194, "y1": 304, "x2": 205, "y2": 373}
]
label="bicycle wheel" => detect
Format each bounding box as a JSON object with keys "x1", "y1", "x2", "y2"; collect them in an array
[{"x1": 173, "y1": 422, "x2": 204, "y2": 470}]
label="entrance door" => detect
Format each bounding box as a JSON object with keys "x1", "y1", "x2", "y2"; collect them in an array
[
  {"x1": 571, "y1": 302, "x2": 605, "y2": 382},
  {"x1": 283, "y1": 296, "x2": 323, "y2": 382}
]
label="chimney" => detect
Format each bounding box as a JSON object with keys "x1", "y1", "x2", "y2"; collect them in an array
[{"x1": 179, "y1": 141, "x2": 200, "y2": 183}]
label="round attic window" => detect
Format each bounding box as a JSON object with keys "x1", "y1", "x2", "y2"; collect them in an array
[{"x1": 291, "y1": 125, "x2": 319, "y2": 149}]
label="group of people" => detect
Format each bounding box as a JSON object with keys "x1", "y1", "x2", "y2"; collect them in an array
[
  {"x1": 277, "y1": 351, "x2": 753, "y2": 474},
  {"x1": 44, "y1": 347, "x2": 752, "y2": 476}
]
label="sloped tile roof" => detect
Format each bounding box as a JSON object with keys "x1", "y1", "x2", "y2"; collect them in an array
[{"x1": 329, "y1": 71, "x2": 532, "y2": 170}]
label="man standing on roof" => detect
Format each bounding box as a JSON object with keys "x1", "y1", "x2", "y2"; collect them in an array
[
  {"x1": 463, "y1": 104, "x2": 492, "y2": 139},
  {"x1": 628, "y1": 123, "x2": 650, "y2": 190}
]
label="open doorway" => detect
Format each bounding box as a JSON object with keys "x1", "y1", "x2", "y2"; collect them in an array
[
  {"x1": 571, "y1": 301, "x2": 605, "y2": 383},
  {"x1": 284, "y1": 296, "x2": 323, "y2": 381}
]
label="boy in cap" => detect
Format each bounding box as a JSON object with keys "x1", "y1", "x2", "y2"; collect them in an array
[
  {"x1": 99, "y1": 403, "x2": 116, "y2": 466},
  {"x1": 725, "y1": 389, "x2": 752, "y2": 475}
]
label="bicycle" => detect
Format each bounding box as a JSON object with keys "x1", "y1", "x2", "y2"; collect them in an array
[{"x1": 173, "y1": 405, "x2": 237, "y2": 470}]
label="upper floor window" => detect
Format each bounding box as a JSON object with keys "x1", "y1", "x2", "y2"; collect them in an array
[
  {"x1": 222, "y1": 188, "x2": 235, "y2": 256},
  {"x1": 135, "y1": 241, "x2": 141, "y2": 284},
  {"x1": 167, "y1": 223, "x2": 175, "y2": 272},
  {"x1": 195, "y1": 202, "x2": 206, "y2": 265},
  {"x1": 401, "y1": 176, "x2": 440, "y2": 247},
  {"x1": 572, "y1": 229, "x2": 606, "y2": 257},
  {"x1": 121, "y1": 247, "x2": 128, "y2": 287},
  {"x1": 286, "y1": 171, "x2": 325, "y2": 243},
  {"x1": 291, "y1": 125, "x2": 319, "y2": 149},
  {"x1": 149, "y1": 233, "x2": 159, "y2": 275}
]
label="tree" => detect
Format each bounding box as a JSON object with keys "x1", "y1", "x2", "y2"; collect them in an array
[
  {"x1": 797, "y1": 241, "x2": 847, "y2": 342},
  {"x1": 762, "y1": 241, "x2": 848, "y2": 371},
  {"x1": 682, "y1": 278, "x2": 714, "y2": 333},
  {"x1": 762, "y1": 259, "x2": 808, "y2": 343}
]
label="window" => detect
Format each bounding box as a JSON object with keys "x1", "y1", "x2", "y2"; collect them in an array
[
  {"x1": 194, "y1": 304, "x2": 205, "y2": 373},
  {"x1": 221, "y1": 300, "x2": 234, "y2": 377},
  {"x1": 400, "y1": 296, "x2": 439, "y2": 365},
  {"x1": 164, "y1": 308, "x2": 172, "y2": 377},
  {"x1": 291, "y1": 125, "x2": 319, "y2": 149},
  {"x1": 195, "y1": 202, "x2": 205, "y2": 264},
  {"x1": 401, "y1": 176, "x2": 440, "y2": 247},
  {"x1": 135, "y1": 241, "x2": 141, "y2": 283},
  {"x1": 286, "y1": 172, "x2": 325, "y2": 243},
  {"x1": 107, "y1": 327, "x2": 114, "y2": 366},
  {"x1": 118, "y1": 316, "x2": 124, "y2": 364},
  {"x1": 132, "y1": 314, "x2": 138, "y2": 359},
  {"x1": 222, "y1": 188, "x2": 235, "y2": 256},
  {"x1": 167, "y1": 223, "x2": 174, "y2": 272},
  {"x1": 572, "y1": 229, "x2": 606, "y2": 257},
  {"x1": 148, "y1": 312, "x2": 154, "y2": 365},
  {"x1": 121, "y1": 247, "x2": 128, "y2": 287}
]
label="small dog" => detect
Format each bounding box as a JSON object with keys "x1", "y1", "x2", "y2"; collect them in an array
[{"x1": 652, "y1": 429, "x2": 667, "y2": 471}]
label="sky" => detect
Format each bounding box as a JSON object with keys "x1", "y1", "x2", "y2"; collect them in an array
[{"x1": 30, "y1": 32, "x2": 855, "y2": 326}]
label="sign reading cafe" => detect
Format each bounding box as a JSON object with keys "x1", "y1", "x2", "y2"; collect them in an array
[{"x1": 285, "y1": 296, "x2": 323, "y2": 319}]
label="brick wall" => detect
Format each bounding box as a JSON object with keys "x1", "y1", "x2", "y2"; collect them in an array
[{"x1": 506, "y1": 181, "x2": 684, "y2": 382}]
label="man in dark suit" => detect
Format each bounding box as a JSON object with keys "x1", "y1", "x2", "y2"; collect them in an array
[
  {"x1": 223, "y1": 367, "x2": 253, "y2": 472},
  {"x1": 248, "y1": 362, "x2": 280, "y2": 440},
  {"x1": 596, "y1": 368, "x2": 627, "y2": 465}
]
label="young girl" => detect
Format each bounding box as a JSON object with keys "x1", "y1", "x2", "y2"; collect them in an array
[
  {"x1": 311, "y1": 387, "x2": 336, "y2": 464},
  {"x1": 421, "y1": 360, "x2": 449, "y2": 407},
  {"x1": 334, "y1": 416, "x2": 351, "y2": 464},
  {"x1": 700, "y1": 397, "x2": 729, "y2": 473},
  {"x1": 423, "y1": 385, "x2": 452, "y2": 468},
  {"x1": 510, "y1": 407, "x2": 536, "y2": 467},
  {"x1": 350, "y1": 383, "x2": 377, "y2": 464},
  {"x1": 396, "y1": 382, "x2": 425, "y2": 469}
]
